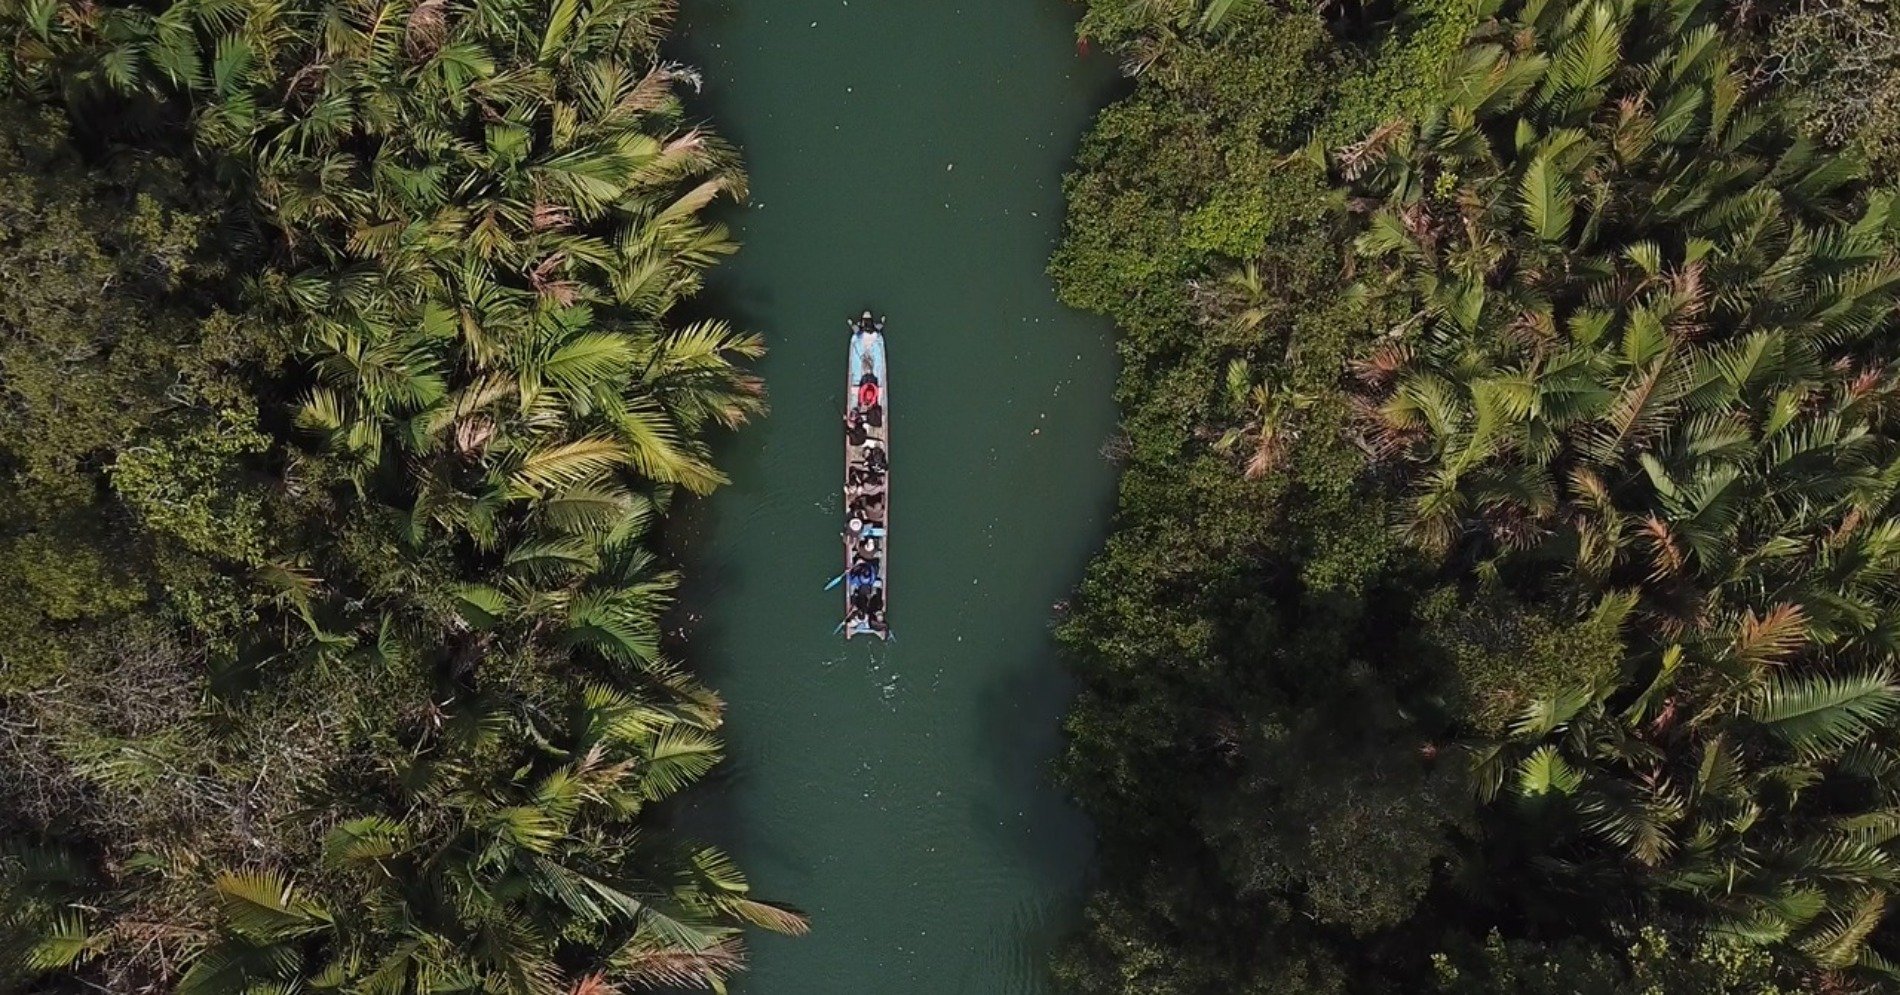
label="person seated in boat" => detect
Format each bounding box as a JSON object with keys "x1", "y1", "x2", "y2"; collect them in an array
[
  {"x1": 847, "y1": 558, "x2": 879, "y2": 590},
  {"x1": 850, "y1": 585, "x2": 881, "y2": 616},
  {"x1": 845, "y1": 608, "x2": 867, "y2": 632},
  {"x1": 845, "y1": 517, "x2": 886, "y2": 541},
  {"x1": 863, "y1": 401, "x2": 883, "y2": 428},
  {"x1": 846, "y1": 493, "x2": 883, "y2": 527},
  {"x1": 863, "y1": 441, "x2": 888, "y2": 473},
  {"x1": 857, "y1": 375, "x2": 879, "y2": 411},
  {"x1": 844, "y1": 407, "x2": 868, "y2": 446},
  {"x1": 847, "y1": 485, "x2": 883, "y2": 515}
]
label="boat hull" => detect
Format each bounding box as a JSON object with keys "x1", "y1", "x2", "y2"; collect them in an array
[{"x1": 843, "y1": 313, "x2": 889, "y2": 639}]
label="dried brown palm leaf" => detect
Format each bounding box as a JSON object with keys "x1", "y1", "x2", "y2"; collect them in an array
[
  {"x1": 1334, "y1": 117, "x2": 1410, "y2": 180},
  {"x1": 1731, "y1": 603, "x2": 1810, "y2": 669},
  {"x1": 1641, "y1": 513, "x2": 1685, "y2": 581}
]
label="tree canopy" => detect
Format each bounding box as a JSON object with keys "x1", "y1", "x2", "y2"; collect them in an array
[
  {"x1": 0, "y1": 1, "x2": 793, "y2": 992},
  {"x1": 1052, "y1": 0, "x2": 1900, "y2": 990}
]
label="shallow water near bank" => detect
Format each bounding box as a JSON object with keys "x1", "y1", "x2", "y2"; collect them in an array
[{"x1": 668, "y1": 2, "x2": 1122, "y2": 991}]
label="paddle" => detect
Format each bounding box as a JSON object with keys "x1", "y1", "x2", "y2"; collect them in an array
[{"x1": 824, "y1": 572, "x2": 845, "y2": 591}]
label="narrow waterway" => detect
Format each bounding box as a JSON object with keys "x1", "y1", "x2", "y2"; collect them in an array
[{"x1": 669, "y1": 2, "x2": 1122, "y2": 992}]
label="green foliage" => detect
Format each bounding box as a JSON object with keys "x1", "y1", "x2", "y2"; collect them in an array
[
  {"x1": 0, "y1": 0, "x2": 791, "y2": 990},
  {"x1": 1326, "y1": 0, "x2": 1484, "y2": 143},
  {"x1": 1050, "y1": 11, "x2": 1335, "y2": 343},
  {"x1": 1051, "y1": 890, "x2": 1348, "y2": 995},
  {"x1": 1345, "y1": 0, "x2": 1900, "y2": 973},
  {"x1": 1420, "y1": 588, "x2": 1630, "y2": 735},
  {"x1": 0, "y1": 842, "x2": 110, "y2": 988},
  {"x1": 1204, "y1": 689, "x2": 1472, "y2": 934},
  {"x1": 1431, "y1": 927, "x2": 1795, "y2": 993},
  {"x1": 1053, "y1": 192, "x2": 1457, "y2": 988},
  {"x1": 111, "y1": 410, "x2": 272, "y2": 565},
  {"x1": 1053, "y1": 0, "x2": 1900, "y2": 990},
  {"x1": 1076, "y1": 0, "x2": 1277, "y2": 49},
  {"x1": 0, "y1": 100, "x2": 260, "y2": 687}
]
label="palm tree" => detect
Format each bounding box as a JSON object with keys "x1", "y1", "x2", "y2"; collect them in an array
[
  {"x1": 7, "y1": 0, "x2": 762, "y2": 500},
  {"x1": 1343, "y1": 0, "x2": 1900, "y2": 977},
  {"x1": 1214, "y1": 358, "x2": 1314, "y2": 479},
  {"x1": 175, "y1": 673, "x2": 806, "y2": 995},
  {"x1": 1, "y1": 0, "x2": 784, "y2": 989},
  {"x1": 0, "y1": 842, "x2": 111, "y2": 988}
]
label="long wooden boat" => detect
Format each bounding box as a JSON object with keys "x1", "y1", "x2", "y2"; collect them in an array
[{"x1": 843, "y1": 311, "x2": 889, "y2": 639}]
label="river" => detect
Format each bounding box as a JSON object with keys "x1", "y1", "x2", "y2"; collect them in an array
[{"x1": 667, "y1": 2, "x2": 1122, "y2": 992}]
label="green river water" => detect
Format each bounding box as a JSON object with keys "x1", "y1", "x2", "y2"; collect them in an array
[{"x1": 668, "y1": 2, "x2": 1123, "y2": 991}]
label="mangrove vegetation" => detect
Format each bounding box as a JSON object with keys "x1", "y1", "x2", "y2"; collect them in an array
[
  {"x1": 0, "y1": 0, "x2": 800, "y2": 991},
  {"x1": 15, "y1": 0, "x2": 1900, "y2": 990},
  {"x1": 1053, "y1": 0, "x2": 1900, "y2": 990}
]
